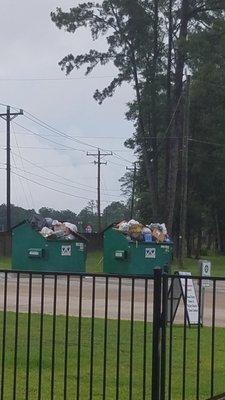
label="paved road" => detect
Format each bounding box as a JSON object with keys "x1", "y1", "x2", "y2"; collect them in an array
[{"x1": 0, "y1": 273, "x2": 224, "y2": 327}]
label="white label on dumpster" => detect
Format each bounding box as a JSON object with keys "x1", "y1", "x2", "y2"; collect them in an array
[
  {"x1": 76, "y1": 242, "x2": 84, "y2": 251},
  {"x1": 61, "y1": 245, "x2": 71, "y2": 256},
  {"x1": 145, "y1": 248, "x2": 156, "y2": 259},
  {"x1": 30, "y1": 251, "x2": 39, "y2": 256}
]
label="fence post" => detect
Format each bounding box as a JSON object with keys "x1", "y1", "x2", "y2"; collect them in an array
[
  {"x1": 152, "y1": 268, "x2": 162, "y2": 400},
  {"x1": 160, "y1": 273, "x2": 168, "y2": 400}
]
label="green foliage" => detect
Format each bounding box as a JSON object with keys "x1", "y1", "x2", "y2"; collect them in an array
[
  {"x1": 0, "y1": 204, "x2": 36, "y2": 230},
  {"x1": 101, "y1": 201, "x2": 130, "y2": 226},
  {"x1": 51, "y1": 0, "x2": 225, "y2": 253},
  {"x1": 39, "y1": 207, "x2": 77, "y2": 223},
  {"x1": 51, "y1": 1, "x2": 165, "y2": 104}
]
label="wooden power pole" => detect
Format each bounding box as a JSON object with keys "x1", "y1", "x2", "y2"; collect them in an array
[
  {"x1": 126, "y1": 162, "x2": 138, "y2": 219},
  {"x1": 87, "y1": 148, "x2": 112, "y2": 232},
  {"x1": 179, "y1": 75, "x2": 190, "y2": 265},
  {"x1": 0, "y1": 106, "x2": 23, "y2": 232}
]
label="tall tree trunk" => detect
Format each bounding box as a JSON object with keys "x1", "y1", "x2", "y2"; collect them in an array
[
  {"x1": 130, "y1": 49, "x2": 159, "y2": 220},
  {"x1": 166, "y1": 0, "x2": 190, "y2": 233},
  {"x1": 215, "y1": 211, "x2": 221, "y2": 252},
  {"x1": 165, "y1": 0, "x2": 173, "y2": 204},
  {"x1": 133, "y1": 86, "x2": 158, "y2": 219},
  {"x1": 207, "y1": 231, "x2": 212, "y2": 251},
  {"x1": 195, "y1": 229, "x2": 202, "y2": 259},
  {"x1": 150, "y1": 0, "x2": 159, "y2": 212},
  {"x1": 187, "y1": 224, "x2": 192, "y2": 258}
]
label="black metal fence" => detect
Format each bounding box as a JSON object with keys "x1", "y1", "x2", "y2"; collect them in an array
[
  {"x1": 0, "y1": 270, "x2": 154, "y2": 400},
  {"x1": 153, "y1": 269, "x2": 225, "y2": 400},
  {"x1": 0, "y1": 269, "x2": 224, "y2": 399}
]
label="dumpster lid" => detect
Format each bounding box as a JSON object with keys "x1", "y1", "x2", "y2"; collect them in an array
[{"x1": 11, "y1": 219, "x2": 88, "y2": 242}]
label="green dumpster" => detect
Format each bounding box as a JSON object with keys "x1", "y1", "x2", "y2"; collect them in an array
[
  {"x1": 103, "y1": 225, "x2": 173, "y2": 276},
  {"x1": 12, "y1": 221, "x2": 87, "y2": 273}
]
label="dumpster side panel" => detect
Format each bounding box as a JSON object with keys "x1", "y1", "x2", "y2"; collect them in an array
[
  {"x1": 12, "y1": 223, "x2": 46, "y2": 271},
  {"x1": 103, "y1": 228, "x2": 130, "y2": 274},
  {"x1": 12, "y1": 222, "x2": 87, "y2": 272},
  {"x1": 103, "y1": 226, "x2": 173, "y2": 276},
  {"x1": 130, "y1": 243, "x2": 173, "y2": 275},
  {"x1": 43, "y1": 240, "x2": 86, "y2": 272}
]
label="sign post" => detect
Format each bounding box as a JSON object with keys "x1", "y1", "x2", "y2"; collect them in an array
[{"x1": 199, "y1": 260, "x2": 211, "y2": 325}]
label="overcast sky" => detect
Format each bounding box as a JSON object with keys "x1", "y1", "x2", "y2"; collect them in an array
[{"x1": 0, "y1": 0, "x2": 136, "y2": 215}]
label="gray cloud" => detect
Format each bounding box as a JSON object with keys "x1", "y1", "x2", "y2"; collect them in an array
[{"x1": 0, "y1": 1, "x2": 135, "y2": 213}]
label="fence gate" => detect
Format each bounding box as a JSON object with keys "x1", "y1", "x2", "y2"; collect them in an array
[{"x1": 152, "y1": 269, "x2": 225, "y2": 400}]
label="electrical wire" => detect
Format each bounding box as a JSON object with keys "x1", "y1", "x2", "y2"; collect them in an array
[
  {"x1": 12, "y1": 123, "x2": 36, "y2": 209},
  {"x1": 23, "y1": 113, "x2": 110, "y2": 151},
  {"x1": 0, "y1": 75, "x2": 115, "y2": 82},
  {"x1": 11, "y1": 151, "x2": 101, "y2": 190},
  {"x1": 10, "y1": 157, "x2": 20, "y2": 208},
  {"x1": 108, "y1": 160, "x2": 128, "y2": 168},
  {"x1": 11, "y1": 171, "x2": 112, "y2": 203},
  {"x1": 23, "y1": 112, "x2": 134, "y2": 163},
  {"x1": 188, "y1": 138, "x2": 225, "y2": 147},
  {"x1": 1, "y1": 101, "x2": 135, "y2": 163},
  {"x1": 12, "y1": 121, "x2": 86, "y2": 153},
  {"x1": 10, "y1": 165, "x2": 122, "y2": 199},
  {"x1": 11, "y1": 152, "x2": 122, "y2": 193}
]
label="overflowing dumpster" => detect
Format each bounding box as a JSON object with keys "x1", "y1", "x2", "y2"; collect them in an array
[
  {"x1": 103, "y1": 222, "x2": 173, "y2": 276},
  {"x1": 12, "y1": 220, "x2": 87, "y2": 273}
]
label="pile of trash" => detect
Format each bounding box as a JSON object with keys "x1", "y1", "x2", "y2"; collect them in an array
[
  {"x1": 115, "y1": 220, "x2": 171, "y2": 243},
  {"x1": 30, "y1": 215, "x2": 78, "y2": 241}
]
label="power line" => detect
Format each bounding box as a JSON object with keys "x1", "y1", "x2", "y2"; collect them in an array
[
  {"x1": 11, "y1": 147, "x2": 30, "y2": 209},
  {"x1": 11, "y1": 151, "x2": 98, "y2": 190},
  {"x1": 10, "y1": 165, "x2": 121, "y2": 199},
  {"x1": 11, "y1": 171, "x2": 111, "y2": 203},
  {"x1": 11, "y1": 151, "x2": 121, "y2": 192},
  {"x1": 108, "y1": 160, "x2": 128, "y2": 168},
  {"x1": 188, "y1": 138, "x2": 225, "y2": 147},
  {"x1": 0, "y1": 75, "x2": 115, "y2": 82},
  {"x1": 12, "y1": 121, "x2": 86, "y2": 153},
  {"x1": 23, "y1": 111, "x2": 134, "y2": 163},
  {"x1": 11, "y1": 123, "x2": 36, "y2": 210},
  {"x1": 23, "y1": 113, "x2": 111, "y2": 151},
  {"x1": 2, "y1": 102, "x2": 134, "y2": 163}
]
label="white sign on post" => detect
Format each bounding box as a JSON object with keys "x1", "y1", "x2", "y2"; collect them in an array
[
  {"x1": 168, "y1": 272, "x2": 200, "y2": 326},
  {"x1": 178, "y1": 272, "x2": 200, "y2": 325},
  {"x1": 200, "y1": 260, "x2": 211, "y2": 287}
]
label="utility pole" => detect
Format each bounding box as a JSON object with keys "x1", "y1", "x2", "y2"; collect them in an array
[
  {"x1": 126, "y1": 162, "x2": 138, "y2": 220},
  {"x1": 179, "y1": 75, "x2": 190, "y2": 265},
  {"x1": 87, "y1": 148, "x2": 112, "y2": 232},
  {"x1": 0, "y1": 106, "x2": 23, "y2": 232}
]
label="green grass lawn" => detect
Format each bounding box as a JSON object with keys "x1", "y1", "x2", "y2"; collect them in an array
[
  {"x1": 1, "y1": 251, "x2": 225, "y2": 276},
  {"x1": 172, "y1": 254, "x2": 225, "y2": 277},
  {"x1": 86, "y1": 250, "x2": 103, "y2": 273},
  {"x1": 0, "y1": 312, "x2": 224, "y2": 399},
  {"x1": 0, "y1": 256, "x2": 11, "y2": 269}
]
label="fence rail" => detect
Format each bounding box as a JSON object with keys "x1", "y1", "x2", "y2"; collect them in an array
[
  {"x1": 153, "y1": 269, "x2": 225, "y2": 400},
  {"x1": 0, "y1": 270, "x2": 154, "y2": 400},
  {"x1": 0, "y1": 269, "x2": 224, "y2": 399}
]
